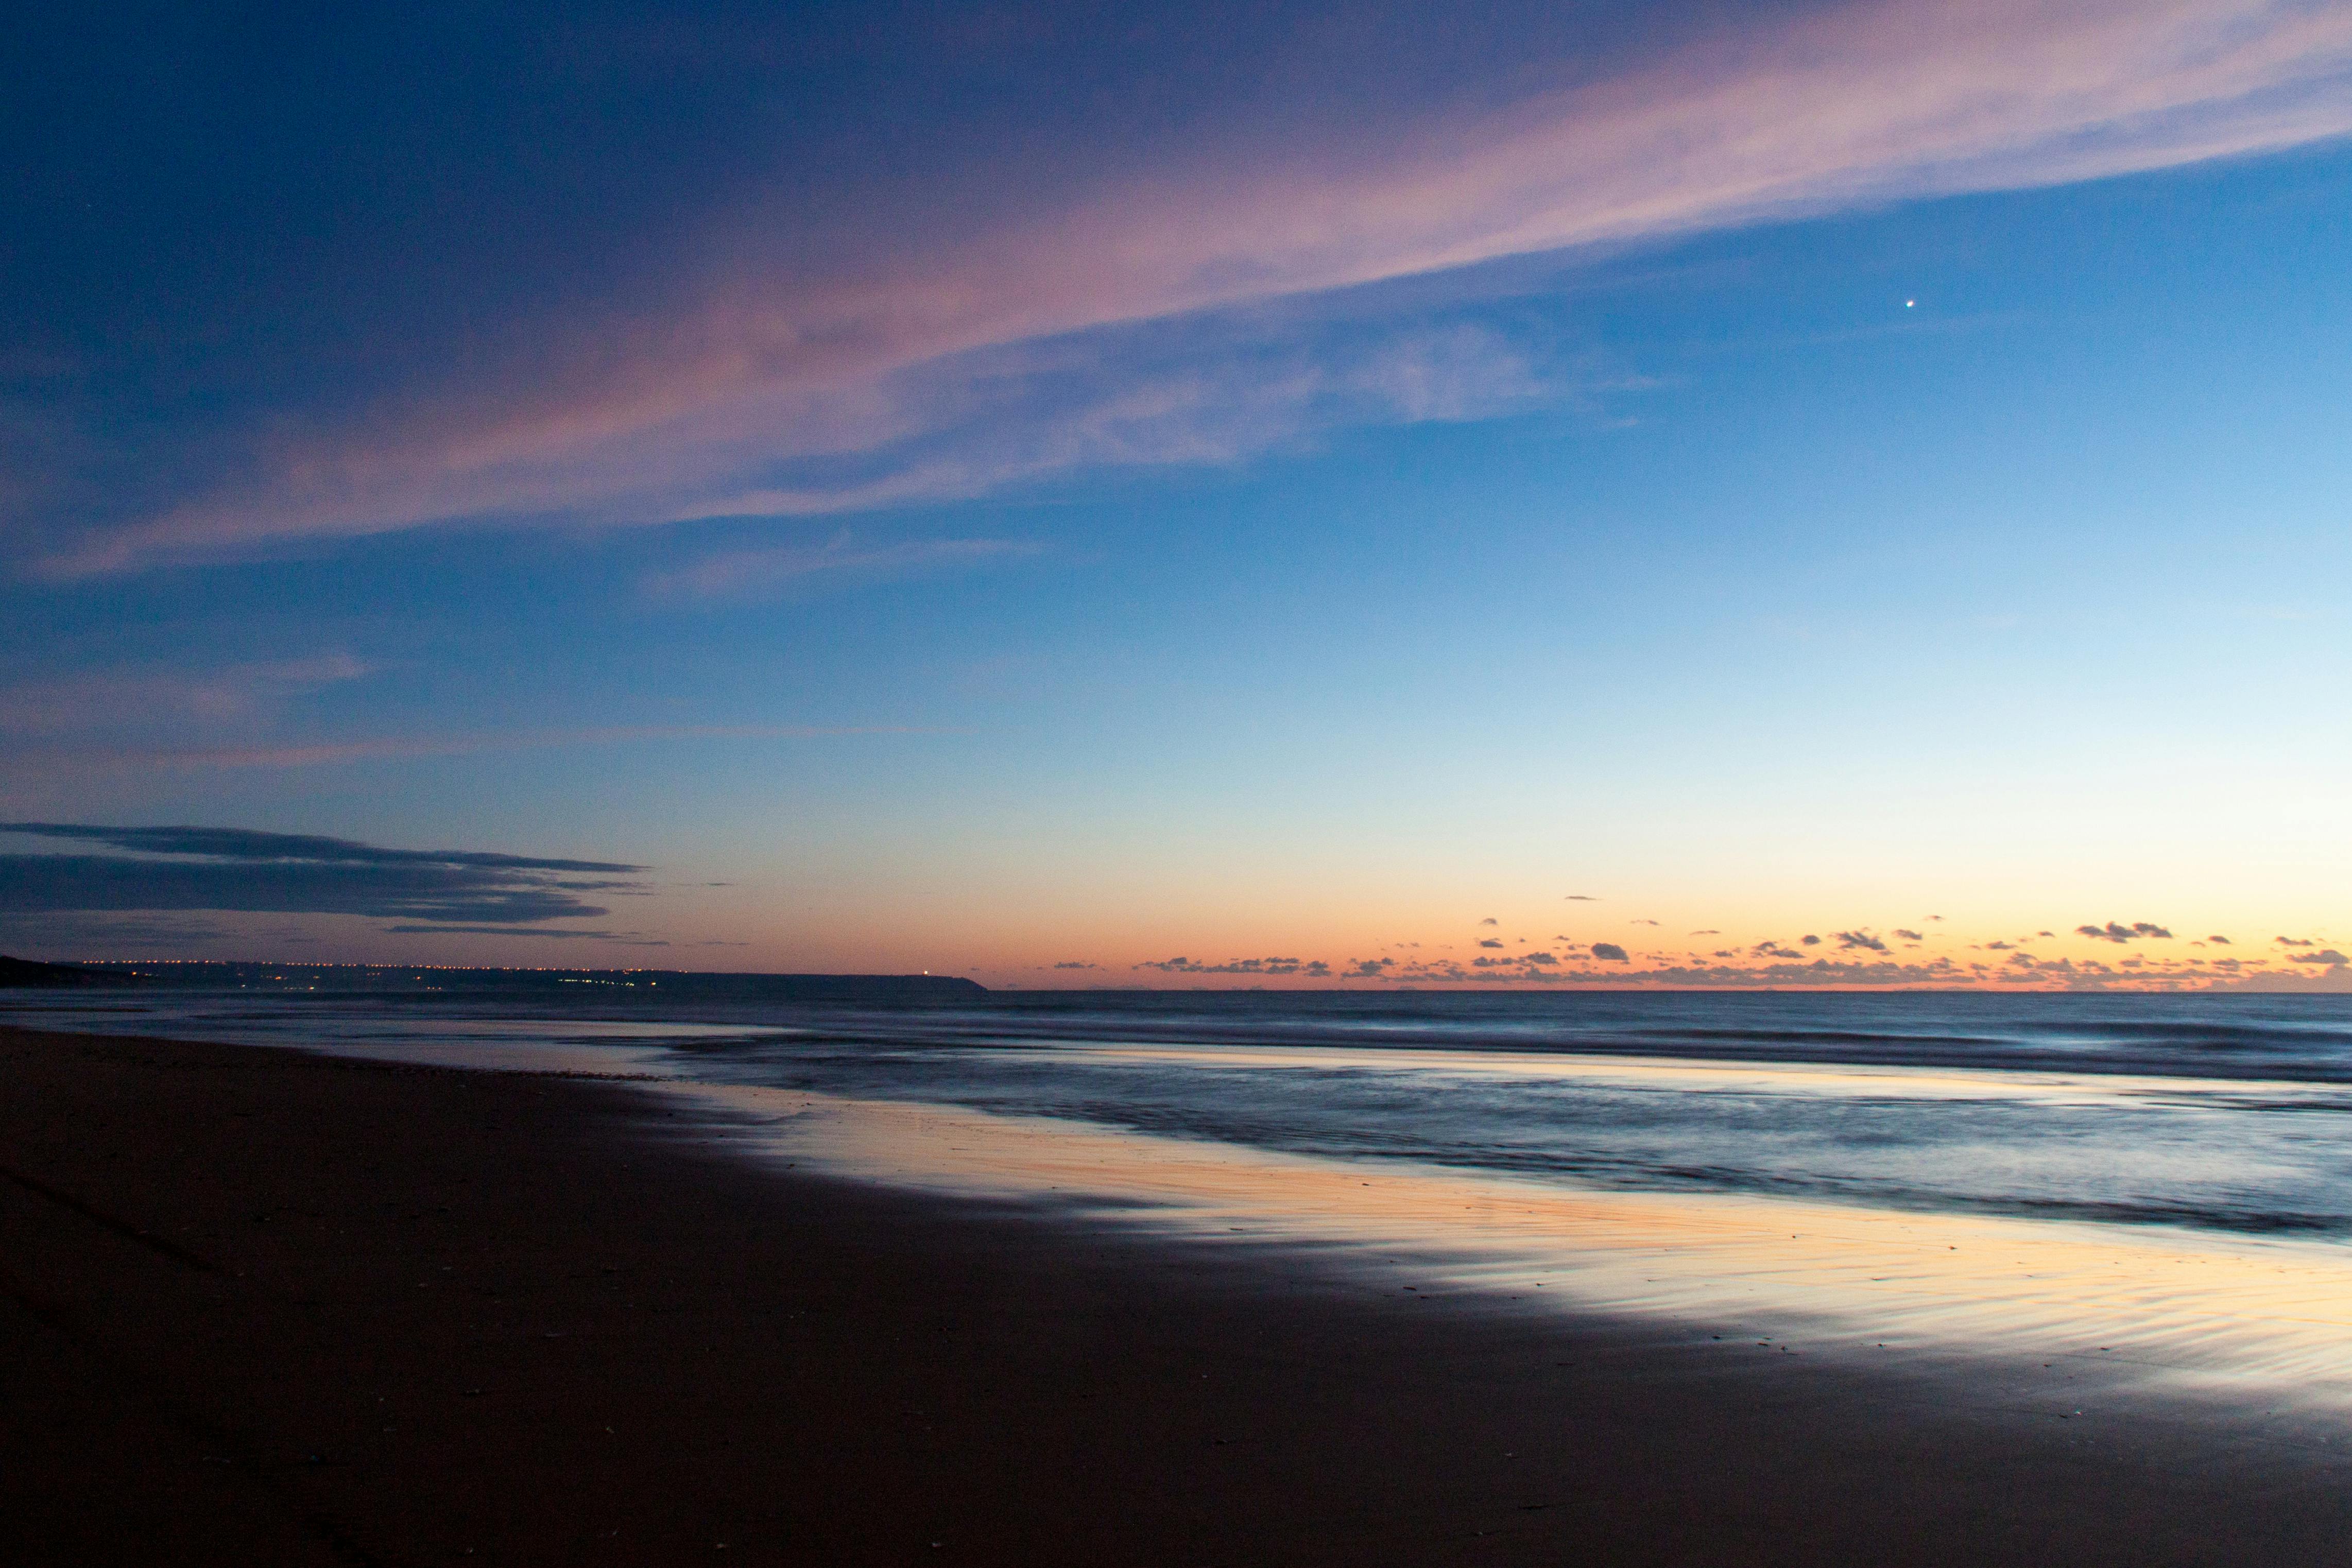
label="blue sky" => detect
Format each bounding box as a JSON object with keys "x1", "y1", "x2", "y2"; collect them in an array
[{"x1": 4, "y1": 1, "x2": 2349, "y2": 985}]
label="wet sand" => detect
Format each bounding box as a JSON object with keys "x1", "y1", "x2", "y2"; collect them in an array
[{"x1": 5, "y1": 1024, "x2": 2349, "y2": 1566}]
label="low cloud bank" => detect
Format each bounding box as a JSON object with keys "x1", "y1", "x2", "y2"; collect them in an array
[{"x1": 0, "y1": 821, "x2": 642, "y2": 931}]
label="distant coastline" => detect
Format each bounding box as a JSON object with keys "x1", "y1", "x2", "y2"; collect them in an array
[
  {"x1": 0, "y1": 954, "x2": 133, "y2": 988},
  {"x1": 0, "y1": 957, "x2": 986, "y2": 1003}
]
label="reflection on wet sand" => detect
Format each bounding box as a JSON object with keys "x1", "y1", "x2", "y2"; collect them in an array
[{"x1": 671, "y1": 1082, "x2": 2352, "y2": 1411}]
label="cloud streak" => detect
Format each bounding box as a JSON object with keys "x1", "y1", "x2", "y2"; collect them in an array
[
  {"x1": 379, "y1": 924, "x2": 669, "y2": 943},
  {"x1": 42, "y1": 0, "x2": 2352, "y2": 573},
  {"x1": 0, "y1": 656, "x2": 371, "y2": 736},
  {"x1": 1, "y1": 723, "x2": 940, "y2": 776},
  {"x1": 646, "y1": 534, "x2": 1036, "y2": 601},
  {"x1": 0, "y1": 822, "x2": 644, "y2": 928}
]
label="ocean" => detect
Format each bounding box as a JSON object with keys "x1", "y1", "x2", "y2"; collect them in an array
[
  {"x1": 13, "y1": 978, "x2": 2352, "y2": 1235},
  {"x1": 14, "y1": 974, "x2": 2352, "y2": 1398}
]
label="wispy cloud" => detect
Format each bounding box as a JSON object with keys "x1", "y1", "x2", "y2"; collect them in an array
[
  {"x1": 3, "y1": 723, "x2": 940, "y2": 774},
  {"x1": 0, "y1": 910, "x2": 234, "y2": 947},
  {"x1": 1, "y1": 823, "x2": 635, "y2": 871},
  {"x1": 646, "y1": 533, "x2": 1037, "y2": 601},
  {"x1": 654, "y1": 322, "x2": 1568, "y2": 526},
  {"x1": 40, "y1": 0, "x2": 2352, "y2": 573},
  {"x1": 0, "y1": 655, "x2": 371, "y2": 736},
  {"x1": 379, "y1": 924, "x2": 669, "y2": 944}
]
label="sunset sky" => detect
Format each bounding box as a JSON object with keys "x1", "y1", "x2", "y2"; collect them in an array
[{"x1": 4, "y1": 0, "x2": 2349, "y2": 987}]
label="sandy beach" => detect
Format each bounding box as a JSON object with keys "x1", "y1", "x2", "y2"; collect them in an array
[{"x1": 6, "y1": 1022, "x2": 2350, "y2": 1566}]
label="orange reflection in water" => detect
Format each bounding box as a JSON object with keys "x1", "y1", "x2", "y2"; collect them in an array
[{"x1": 663, "y1": 1082, "x2": 2352, "y2": 1410}]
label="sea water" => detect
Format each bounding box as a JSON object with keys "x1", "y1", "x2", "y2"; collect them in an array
[
  {"x1": 13, "y1": 979, "x2": 2352, "y2": 1398},
  {"x1": 13, "y1": 982, "x2": 2351, "y2": 1235}
]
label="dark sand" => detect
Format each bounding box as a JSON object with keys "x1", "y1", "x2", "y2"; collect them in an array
[{"x1": 5, "y1": 1024, "x2": 2349, "y2": 1566}]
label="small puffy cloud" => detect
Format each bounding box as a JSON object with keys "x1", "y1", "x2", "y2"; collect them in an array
[
  {"x1": 1800, "y1": 934, "x2": 1822, "y2": 946},
  {"x1": 1633, "y1": 919, "x2": 1660, "y2": 926},
  {"x1": 1563, "y1": 894, "x2": 1601, "y2": 901},
  {"x1": 1712, "y1": 949, "x2": 1734, "y2": 959},
  {"x1": 1589, "y1": 942, "x2": 1629, "y2": 963},
  {"x1": 1478, "y1": 937, "x2": 1504, "y2": 949},
  {"x1": 1893, "y1": 929, "x2": 1924, "y2": 941},
  {"x1": 1479, "y1": 917, "x2": 1499, "y2": 926},
  {"x1": 1834, "y1": 930, "x2": 1887, "y2": 953},
  {"x1": 2208, "y1": 935, "x2": 2233, "y2": 944},
  {"x1": 2290, "y1": 950, "x2": 2349, "y2": 966},
  {"x1": 1689, "y1": 928, "x2": 1719, "y2": 935},
  {"x1": 2078, "y1": 921, "x2": 2172, "y2": 944},
  {"x1": 2276, "y1": 935, "x2": 2315, "y2": 947},
  {"x1": 1522, "y1": 952, "x2": 1559, "y2": 965},
  {"x1": 1051, "y1": 960, "x2": 1097, "y2": 970},
  {"x1": 1985, "y1": 940, "x2": 2013, "y2": 951},
  {"x1": 1751, "y1": 941, "x2": 1800, "y2": 959},
  {"x1": 1342, "y1": 957, "x2": 1395, "y2": 978}
]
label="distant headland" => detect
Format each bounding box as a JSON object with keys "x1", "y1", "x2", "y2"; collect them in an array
[
  {"x1": 0, "y1": 954, "x2": 130, "y2": 987},
  {"x1": 0, "y1": 957, "x2": 987, "y2": 1003}
]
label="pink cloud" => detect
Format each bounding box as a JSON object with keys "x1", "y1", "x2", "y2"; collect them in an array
[
  {"x1": 0, "y1": 723, "x2": 946, "y2": 776},
  {"x1": 51, "y1": 0, "x2": 2352, "y2": 573}
]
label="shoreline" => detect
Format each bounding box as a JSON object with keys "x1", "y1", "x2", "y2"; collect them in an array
[
  {"x1": 7, "y1": 1023, "x2": 2351, "y2": 1564},
  {"x1": 668, "y1": 1075, "x2": 2352, "y2": 1411}
]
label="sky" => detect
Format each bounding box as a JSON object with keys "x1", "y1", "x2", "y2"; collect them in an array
[{"x1": 4, "y1": 0, "x2": 2350, "y2": 988}]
